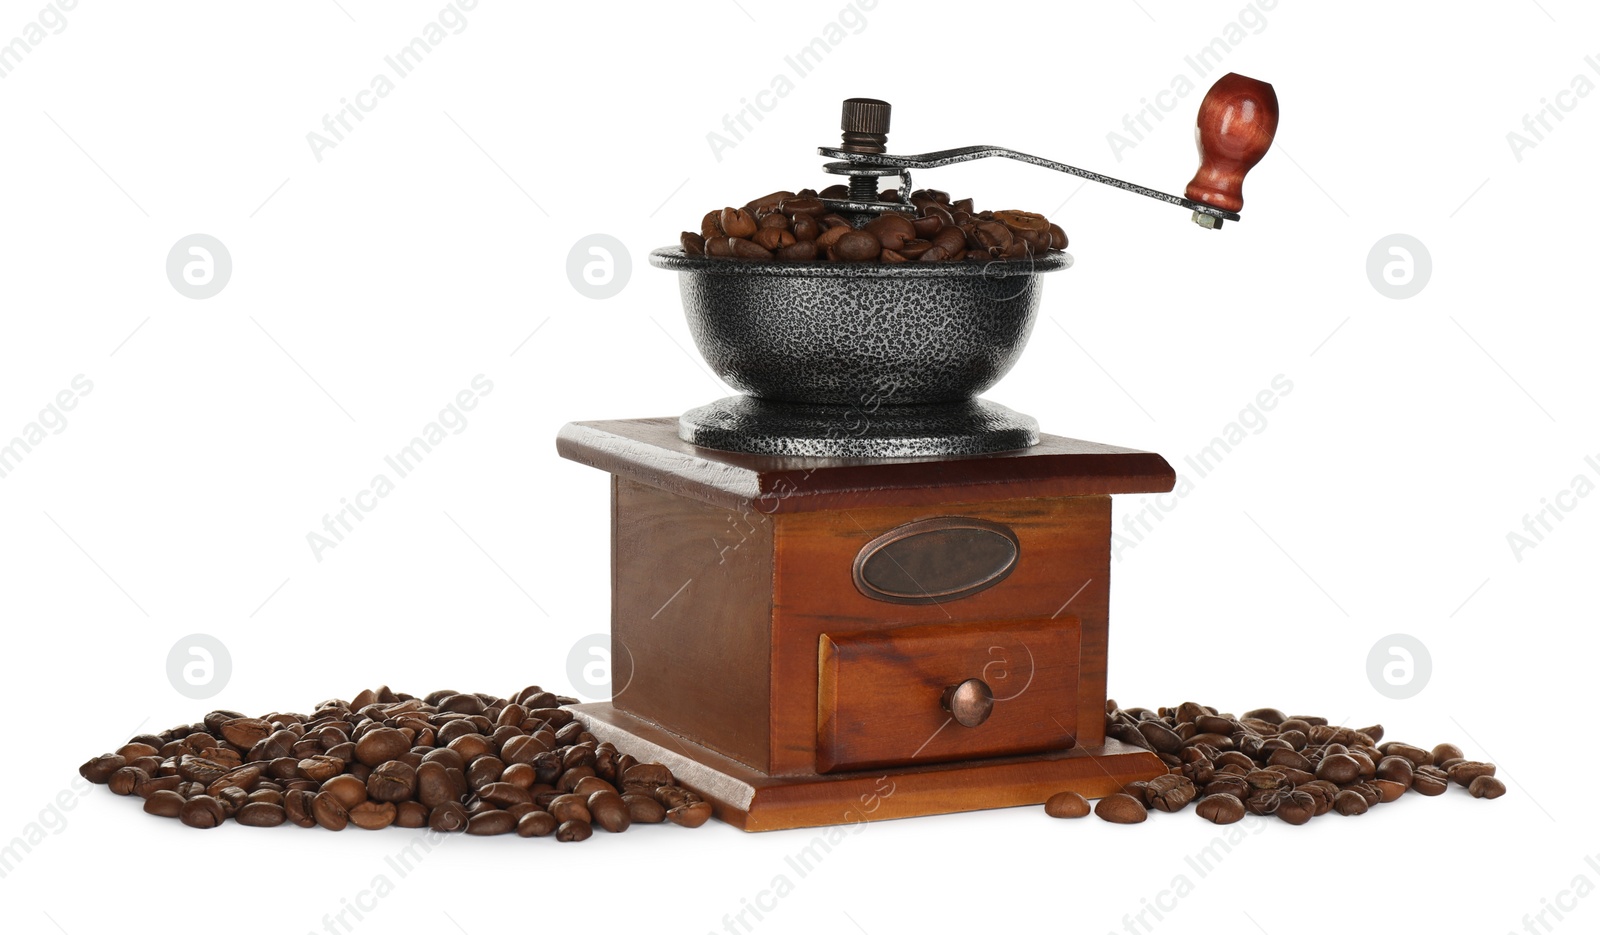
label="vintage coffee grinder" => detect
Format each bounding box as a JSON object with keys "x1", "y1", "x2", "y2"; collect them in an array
[{"x1": 559, "y1": 74, "x2": 1278, "y2": 830}]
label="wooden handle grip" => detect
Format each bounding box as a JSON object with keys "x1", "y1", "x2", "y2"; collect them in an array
[{"x1": 1185, "y1": 73, "x2": 1278, "y2": 213}]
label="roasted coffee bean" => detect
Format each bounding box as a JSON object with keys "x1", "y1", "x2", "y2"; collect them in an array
[
  {"x1": 321, "y1": 774, "x2": 367, "y2": 809},
  {"x1": 312, "y1": 791, "x2": 350, "y2": 830},
  {"x1": 753, "y1": 227, "x2": 796, "y2": 251},
  {"x1": 1432, "y1": 743, "x2": 1465, "y2": 767},
  {"x1": 354, "y1": 728, "x2": 410, "y2": 767},
  {"x1": 1276, "y1": 790, "x2": 1316, "y2": 825},
  {"x1": 1333, "y1": 790, "x2": 1369, "y2": 816},
  {"x1": 1137, "y1": 721, "x2": 1184, "y2": 755},
  {"x1": 1144, "y1": 774, "x2": 1197, "y2": 813},
  {"x1": 109, "y1": 766, "x2": 147, "y2": 796},
  {"x1": 1411, "y1": 766, "x2": 1450, "y2": 796},
  {"x1": 367, "y1": 761, "x2": 417, "y2": 803},
  {"x1": 177, "y1": 795, "x2": 225, "y2": 829},
  {"x1": 1447, "y1": 761, "x2": 1497, "y2": 787},
  {"x1": 1315, "y1": 753, "x2": 1361, "y2": 785},
  {"x1": 1044, "y1": 791, "x2": 1091, "y2": 819},
  {"x1": 557, "y1": 819, "x2": 593, "y2": 842},
  {"x1": 143, "y1": 790, "x2": 186, "y2": 818},
  {"x1": 718, "y1": 207, "x2": 757, "y2": 239},
  {"x1": 337, "y1": 800, "x2": 389, "y2": 830},
  {"x1": 588, "y1": 791, "x2": 631, "y2": 833},
  {"x1": 1195, "y1": 793, "x2": 1246, "y2": 825},
  {"x1": 429, "y1": 802, "x2": 468, "y2": 833},
  {"x1": 623, "y1": 793, "x2": 667, "y2": 824},
  {"x1": 1380, "y1": 742, "x2": 1432, "y2": 768},
  {"x1": 1372, "y1": 752, "x2": 1413, "y2": 781},
  {"x1": 549, "y1": 793, "x2": 591, "y2": 825},
  {"x1": 236, "y1": 802, "x2": 287, "y2": 827},
  {"x1": 829, "y1": 230, "x2": 880, "y2": 262},
  {"x1": 1469, "y1": 776, "x2": 1507, "y2": 799},
  {"x1": 729, "y1": 237, "x2": 773, "y2": 260},
  {"x1": 220, "y1": 717, "x2": 272, "y2": 749},
  {"x1": 517, "y1": 810, "x2": 559, "y2": 837},
  {"x1": 464, "y1": 809, "x2": 515, "y2": 835},
  {"x1": 667, "y1": 801, "x2": 714, "y2": 828},
  {"x1": 1095, "y1": 793, "x2": 1148, "y2": 824},
  {"x1": 80, "y1": 754, "x2": 127, "y2": 784}
]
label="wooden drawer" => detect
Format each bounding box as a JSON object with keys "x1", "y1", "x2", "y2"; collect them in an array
[{"x1": 817, "y1": 617, "x2": 1081, "y2": 773}]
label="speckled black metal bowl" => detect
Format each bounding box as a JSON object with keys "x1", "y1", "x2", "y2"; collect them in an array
[{"x1": 650, "y1": 247, "x2": 1070, "y2": 407}]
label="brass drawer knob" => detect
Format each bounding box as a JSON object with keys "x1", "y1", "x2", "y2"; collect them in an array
[{"x1": 941, "y1": 678, "x2": 995, "y2": 728}]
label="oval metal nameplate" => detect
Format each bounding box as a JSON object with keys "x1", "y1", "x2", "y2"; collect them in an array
[{"x1": 852, "y1": 517, "x2": 1020, "y2": 605}]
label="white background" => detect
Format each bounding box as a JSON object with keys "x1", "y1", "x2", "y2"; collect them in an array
[{"x1": 1, "y1": 1, "x2": 1594, "y2": 933}]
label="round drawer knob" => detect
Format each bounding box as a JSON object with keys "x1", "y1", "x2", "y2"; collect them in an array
[{"x1": 941, "y1": 678, "x2": 995, "y2": 728}]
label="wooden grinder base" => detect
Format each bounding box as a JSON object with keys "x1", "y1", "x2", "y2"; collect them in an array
[
  {"x1": 575, "y1": 701, "x2": 1165, "y2": 831},
  {"x1": 558, "y1": 417, "x2": 1176, "y2": 831}
]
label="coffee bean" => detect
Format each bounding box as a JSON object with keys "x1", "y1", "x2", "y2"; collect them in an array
[
  {"x1": 219, "y1": 717, "x2": 272, "y2": 749},
  {"x1": 679, "y1": 231, "x2": 704, "y2": 256},
  {"x1": 775, "y1": 240, "x2": 818, "y2": 262},
  {"x1": 1332, "y1": 790, "x2": 1369, "y2": 816},
  {"x1": 321, "y1": 774, "x2": 367, "y2": 809},
  {"x1": 729, "y1": 237, "x2": 774, "y2": 260},
  {"x1": 829, "y1": 230, "x2": 880, "y2": 262},
  {"x1": 108, "y1": 766, "x2": 147, "y2": 796},
  {"x1": 1315, "y1": 753, "x2": 1361, "y2": 785},
  {"x1": 588, "y1": 791, "x2": 631, "y2": 833},
  {"x1": 236, "y1": 802, "x2": 287, "y2": 827},
  {"x1": 1194, "y1": 793, "x2": 1245, "y2": 825},
  {"x1": 465, "y1": 809, "x2": 515, "y2": 835},
  {"x1": 720, "y1": 208, "x2": 757, "y2": 239},
  {"x1": 549, "y1": 793, "x2": 590, "y2": 825},
  {"x1": 622, "y1": 793, "x2": 666, "y2": 824},
  {"x1": 80, "y1": 754, "x2": 126, "y2": 784},
  {"x1": 1431, "y1": 743, "x2": 1465, "y2": 767},
  {"x1": 517, "y1": 810, "x2": 559, "y2": 837},
  {"x1": 1095, "y1": 793, "x2": 1148, "y2": 824},
  {"x1": 368, "y1": 761, "x2": 417, "y2": 803},
  {"x1": 354, "y1": 728, "x2": 410, "y2": 767},
  {"x1": 1469, "y1": 776, "x2": 1507, "y2": 799},
  {"x1": 143, "y1": 790, "x2": 185, "y2": 818},
  {"x1": 1446, "y1": 761, "x2": 1497, "y2": 787},
  {"x1": 1410, "y1": 766, "x2": 1449, "y2": 796},
  {"x1": 312, "y1": 791, "x2": 350, "y2": 830},
  {"x1": 667, "y1": 801, "x2": 714, "y2": 828},
  {"x1": 430, "y1": 802, "x2": 468, "y2": 833},
  {"x1": 1044, "y1": 791, "x2": 1091, "y2": 819},
  {"x1": 556, "y1": 819, "x2": 593, "y2": 842},
  {"x1": 1276, "y1": 790, "x2": 1316, "y2": 825},
  {"x1": 180, "y1": 796, "x2": 226, "y2": 829},
  {"x1": 1144, "y1": 774, "x2": 1197, "y2": 813},
  {"x1": 342, "y1": 801, "x2": 392, "y2": 830}
]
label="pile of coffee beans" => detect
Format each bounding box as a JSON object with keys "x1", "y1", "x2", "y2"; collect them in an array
[
  {"x1": 78, "y1": 685, "x2": 711, "y2": 841},
  {"x1": 1045, "y1": 700, "x2": 1506, "y2": 825},
  {"x1": 680, "y1": 186, "x2": 1067, "y2": 263}
]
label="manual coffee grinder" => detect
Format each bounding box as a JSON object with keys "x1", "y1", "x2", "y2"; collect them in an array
[{"x1": 559, "y1": 74, "x2": 1278, "y2": 830}]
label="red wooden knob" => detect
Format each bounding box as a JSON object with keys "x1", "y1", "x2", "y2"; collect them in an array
[{"x1": 1185, "y1": 73, "x2": 1279, "y2": 213}]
